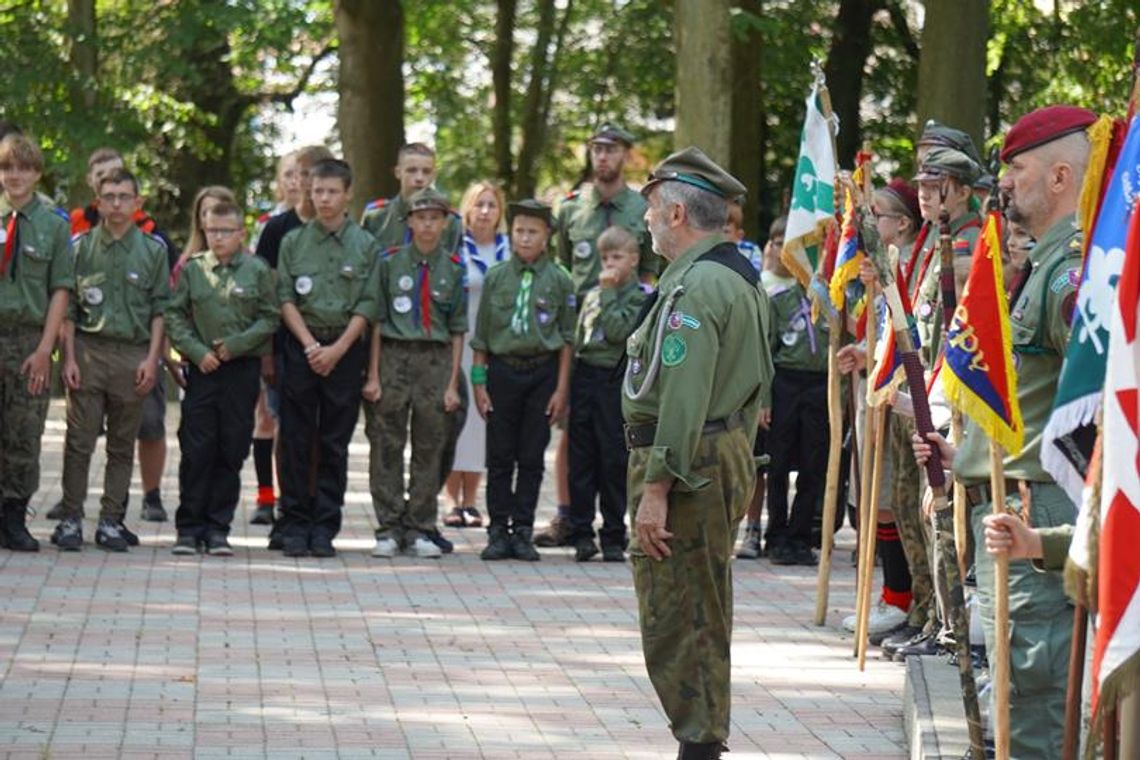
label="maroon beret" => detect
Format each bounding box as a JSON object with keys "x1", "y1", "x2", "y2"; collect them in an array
[
  {"x1": 881, "y1": 177, "x2": 921, "y2": 224},
  {"x1": 1000, "y1": 105, "x2": 1097, "y2": 163}
]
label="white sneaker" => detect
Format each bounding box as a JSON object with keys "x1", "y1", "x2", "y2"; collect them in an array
[
  {"x1": 843, "y1": 599, "x2": 908, "y2": 635},
  {"x1": 412, "y1": 536, "x2": 442, "y2": 559},
  {"x1": 371, "y1": 536, "x2": 399, "y2": 558}
]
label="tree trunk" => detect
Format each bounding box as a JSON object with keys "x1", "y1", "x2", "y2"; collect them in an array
[
  {"x1": 916, "y1": 0, "x2": 987, "y2": 150},
  {"x1": 335, "y1": 0, "x2": 405, "y2": 217},
  {"x1": 67, "y1": 0, "x2": 97, "y2": 110},
  {"x1": 514, "y1": 0, "x2": 558, "y2": 198},
  {"x1": 674, "y1": 0, "x2": 732, "y2": 163},
  {"x1": 492, "y1": 0, "x2": 517, "y2": 188},
  {"x1": 823, "y1": 0, "x2": 877, "y2": 168},
  {"x1": 730, "y1": 0, "x2": 764, "y2": 240}
]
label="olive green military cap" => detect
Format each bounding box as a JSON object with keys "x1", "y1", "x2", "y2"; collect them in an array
[
  {"x1": 403, "y1": 187, "x2": 451, "y2": 219},
  {"x1": 641, "y1": 146, "x2": 747, "y2": 201},
  {"x1": 589, "y1": 122, "x2": 636, "y2": 147},
  {"x1": 917, "y1": 120, "x2": 983, "y2": 166},
  {"x1": 508, "y1": 198, "x2": 554, "y2": 228},
  {"x1": 913, "y1": 146, "x2": 981, "y2": 185}
]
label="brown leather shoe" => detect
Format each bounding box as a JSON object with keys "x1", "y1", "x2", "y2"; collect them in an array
[{"x1": 532, "y1": 513, "x2": 571, "y2": 547}]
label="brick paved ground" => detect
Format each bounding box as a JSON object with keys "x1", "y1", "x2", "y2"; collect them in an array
[{"x1": 0, "y1": 401, "x2": 905, "y2": 759}]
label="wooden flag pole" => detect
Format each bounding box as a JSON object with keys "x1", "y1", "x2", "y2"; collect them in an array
[
  {"x1": 813, "y1": 64, "x2": 844, "y2": 626},
  {"x1": 989, "y1": 442, "x2": 1011, "y2": 760},
  {"x1": 857, "y1": 402, "x2": 889, "y2": 669},
  {"x1": 851, "y1": 307, "x2": 878, "y2": 647},
  {"x1": 1064, "y1": 428, "x2": 1100, "y2": 760},
  {"x1": 952, "y1": 415, "x2": 969, "y2": 578}
]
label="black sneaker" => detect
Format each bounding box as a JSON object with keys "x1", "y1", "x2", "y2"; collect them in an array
[
  {"x1": 769, "y1": 543, "x2": 797, "y2": 566},
  {"x1": 206, "y1": 534, "x2": 234, "y2": 557},
  {"x1": 250, "y1": 504, "x2": 275, "y2": 525},
  {"x1": 601, "y1": 545, "x2": 625, "y2": 562},
  {"x1": 574, "y1": 537, "x2": 599, "y2": 562},
  {"x1": 172, "y1": 534, "x2": 199, "y2": 555},
  {"x1": 425, "y1": 529, "x2": 454, "y2": 555},
  {"x1": 95, "y1": 519, "x2": 130, "y2": 552},
  {"x1": 309, "y1": 535, "x2": 336, "y2": 558},
  {"x1": 46, "y1": 500, "x2": 66, "y2": 520},
  {"x1": 140, "y1": 493, "x2": 167, "y2": 523},
  {"x1": 51, "y1": 518, "x2": 83, "y2": 551},
  {"x1": 282, "y1": 535, "x2": 309, "y2": 558},
  {"x1": 509, "y1": 527, "x2": 541, "y2": 562},
  {"x1": 792, "y1": 545, "x2": 818, "y2": 566},
  {"x1": 115, "y1": 521, "x2": 140, "y2": 547},
  {"x1": 880, "y1": 626, "x2": 925, "y2": 656}
]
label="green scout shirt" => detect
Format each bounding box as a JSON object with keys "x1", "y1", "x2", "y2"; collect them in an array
[
  {"x1": 360, "y1": 195, "x2": 462, "y2": 253},
  {"x1": 71, "y1": 224, "x2": 170, "y2": 344},
  {"x1": 0, "y1": 194, "x2": 73, "y2": 328},
  {"x1": 378, "y1": 242, "x2": 467, "y2": 344},
  {"x1": 166, "y1": 250, "x2": 280, "y2": 365},
  {"x1": 913, "y1": 212, "x2": 982, "y2": 368},
  {"x1": 276, "y1": 217, "x2": 382, "y2": 330},
  {"x1": 555, "y1": 186, "x2": 657, "y2": 297},
  {"x1": 574, "y1": 278, "x2": 650, "y2": 369},
  {"x1": 954, "y1": 213, "x2": 1082, "y2": 484},
  {"x1": 622, "y1": 235, "x2": 774, "y2": 489},
  {"x1": 471, "y1": 254, "x2": 575, "y2": 357},
  {"x1": 768, "y1": 278, "x2": 829, "y2": 374}
]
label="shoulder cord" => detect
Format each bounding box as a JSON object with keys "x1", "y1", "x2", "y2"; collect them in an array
[{"x1": 623, "y1": 284, "x2": 685, "y2": 402}]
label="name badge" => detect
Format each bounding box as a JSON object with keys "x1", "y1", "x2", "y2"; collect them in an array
[
  {"x1": 295, "y1": 275, "x2": 313, "y2": 295},
  {"x1": 398, "y1": 275, "x2": 414, "y2": 291},
  {"x1": 393, "y1": 295, "x2": 413, "y2": 313},
  {"x1": 84, "y1": 286, "x2": 104, "y2": 306},
  {"x1": 573, "y1": 241, "x2": 591, "y2": 259}
]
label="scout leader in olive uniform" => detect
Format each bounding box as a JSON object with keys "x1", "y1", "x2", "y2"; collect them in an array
[
  {"x1": 165, "y1": 200, "x2": 279, "y2": 556},
  {"x1": 276, "y1": 158, "x2": 381, "y2": 559},
  {"x1": 470, "y1": 200, "x2": 575, "y2": 562},
  {"x1": 763, "y1": 249, "x2": 830, "y2": 566},
  {"x1": 360, "y1": 142, "x2": 462, "y2": 253},
  {"x1": 364, "y1": 188, "x2": 467, "y2": 560},
  {"x1": 0, "y1": 134, "x2": 72, "y2": 552},
  {"x1": 917, "y1": 104, "x2": 1096, "y2": 760},
  {"x1": 54, "y1": 168, "x2": 170, "y2": 553},
  {"x1": 624, "y1": 147, "x2": 773, "y2": 760}
]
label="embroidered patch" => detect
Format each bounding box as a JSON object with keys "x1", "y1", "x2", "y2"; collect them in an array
[
  {"x1": 567, "y1": 293, "x2": 577, "y2": 308},
  {"x1": 295, "y1": 276, "x2": 313, "y2": 295},
  {"x1": 573, "y1": 240, "x2": 592, "y2": 259},
  {"x1": 1050, "y1": 269, "x2": 1076, "y2": 293},
  {"x1": 661, "y1": 333, "x2": 687, "y2": 367},
  {"x1": 1062, "y1": 291, "x2": 1077, "y2": 327},
  {"x1": 84, "y1": 286, "x2": 104, "y2": 305},
  {"x1": 667, "y1": 311, "x2": 701, "y2": 331},
  {"x1": 398, "y1": 275, "x2": 414, "y2": 291},
  {"x1": 393, "y1": 295, "x2": 412, "y2": 313}
]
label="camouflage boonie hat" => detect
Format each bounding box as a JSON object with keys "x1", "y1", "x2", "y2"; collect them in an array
[
  {"x1": 403, "y1": 187, "x2": 450, "y2": 219},
  {"x1": 641, "y1": 146, "x2": 747, "y2": 202}
]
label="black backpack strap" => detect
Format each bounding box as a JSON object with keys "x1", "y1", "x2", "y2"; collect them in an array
[{"x1": 696, "y1": 241, "x2": 759, "y2": 287}]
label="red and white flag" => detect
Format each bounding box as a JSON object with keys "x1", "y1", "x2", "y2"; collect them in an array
[{"x1": 1078, "y1": 195, "x2": 1140, "y2": 712}]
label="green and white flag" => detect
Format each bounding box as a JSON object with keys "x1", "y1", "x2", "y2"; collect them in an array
[{"x1": 780, "y1": 79, "x2": 837, "y2": 288}]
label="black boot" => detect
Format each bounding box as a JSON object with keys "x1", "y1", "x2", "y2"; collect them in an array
[
  {"x1": 480, "y1": 524, "x2": 513, "y2": 561},
  {"x1": 509, "y1": 526, "x2": 541, "y2": 562},
  {"x1": 2, "y1": 499, "x2": 40, "y2": 552},
  {"x1": 678, "y1": 741, "x2": 727, "y2": 759}
]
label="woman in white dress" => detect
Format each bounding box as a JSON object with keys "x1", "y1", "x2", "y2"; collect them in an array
[{"x1": 442, "y1": 181, "x2": 509, "y2": 528}]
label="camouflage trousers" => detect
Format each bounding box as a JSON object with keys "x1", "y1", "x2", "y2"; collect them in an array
[
  {"x1": 970, "y1": 482, "x2": 1075, "y2": 760},
  {"x1": 0, "y1": 327, "x2": 51, "y2": 501},
  {"x1": 629, "y1": 425, "x2": 755, "y2": 744},
  {"x1": 61, "y1": 335, "x2": 149, "y2": 521},
  {"x1": 364, "y1": 340, "x2": 455, "y2": 541},
  {"x1": 888, "y1": 412, "x2": 936, "y2": 630}
]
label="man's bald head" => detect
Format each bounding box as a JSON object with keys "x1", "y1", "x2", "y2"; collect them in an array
[{"x1": 1000, "y1": 130, "x2": 1089, "y2": 238}]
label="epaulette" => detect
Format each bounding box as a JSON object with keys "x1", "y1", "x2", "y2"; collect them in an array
[
  {"x1": 143, "y1": 231, "x2": 169, "y2": 253},
  {"x1": 364, "y1": 198, "x2": 389, "y2": 212},
  {"x1": 564, "y1": 189, "x2": 581, "y2": 200},
  {"x1": 52, "y1": 206, "x2": 69, "y2": 222},
  {"x1": 70, "y1": 229, "x2": 91, "y2": 247},
  {"x1": 383, "y1": 245, "x2": 400, "y2": 259},
  {"x1": 256, "y1": 211, "x2": 271, "y2": 224}
]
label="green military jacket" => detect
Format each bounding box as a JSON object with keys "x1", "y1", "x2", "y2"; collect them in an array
[
  {"x1": 0, "y1": 194, "x2": 73, "y2": 328},
  {"x1": 555, "y1": 185, "x2": 657, "y2": 297},
  {"x1": 622, "y1": 235, "x2": 774, "y2": 489},
  {"x1": 574, "y1": 278, "x2": 650, "y2": 368},
  {"x1": 954, "y1": 214, "x2": 1082, "y2": 484},
  {"x1": 913, "y1": 211, "x2": 982, "y2": 368},
  {"x1": 378, "y1": 242, "x2": 467, "y2": 344},
  {"x1": 276, "y1": 217, "x2": 382, "y2": 330},
  {"x1": 471, "y1": 254, "x2": 575, "y2": 357},
  {"x1": 166, "y1": 250, "x2": 280, "y2": 365},
  {"x1": 767, "y1": 276, "x2": 829, "y2": 374},
  {"x1": 360, "y1": 195, "x2": 462, "y2": 253},
  {"x1": 71, "y1": 224, "x2": 170, "y2": 344}
]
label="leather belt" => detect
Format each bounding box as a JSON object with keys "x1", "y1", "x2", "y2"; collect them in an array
[
  {"x1": 496, "y1": 353, "x2": 556, "y2": 372},
  {"x1": 964, "y1": 478, "x2": 1034, "y2": 520},
  {"x1": 624, "y1": 409, "x2": 747, "y2": 450}
]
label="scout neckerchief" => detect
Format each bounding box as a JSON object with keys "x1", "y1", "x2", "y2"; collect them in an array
[
  {"x1": 1, "y1": 210, "x2": 20, "y2": 279},
  {"x1": 903, "y1": 222, "x2": 933, "y2": 303},
  {"x1": 511, "y1": 268, "x2": 533, "y2": 335},
  {"x1": 462, "y1": 231, "x2": 509, "y2": 274}
]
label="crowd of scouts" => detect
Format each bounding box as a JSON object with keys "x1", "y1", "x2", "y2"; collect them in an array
[{"x1": 0, "y1": 100, "x2": 1098, "y2": 758}]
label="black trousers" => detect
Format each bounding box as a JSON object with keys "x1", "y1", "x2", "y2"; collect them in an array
[
  {"x1": 277, "y1": 333, "x2": 365, "y2": 541},
  {"x1": 567, "y1": 361, "x2": 628, "y2": 548},
  {"x1": 765, "y1": 367, "x2": 829, "y2": 548},
  {"x1": 484, "y1": 354, "x2": 557, "y2": 529},
  {"x1": 174, "y1": 358, "x2": 260, "y2": 538}
]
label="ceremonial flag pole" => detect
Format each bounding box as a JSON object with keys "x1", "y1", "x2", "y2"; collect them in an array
[
  {"x1": 859, "y1": 202, "x2": 986, "y2": 758},
  {"x1": 856, "y1": 405, "x2": 888, "y2": 670},
  {"x1": 988, "y1": 443, "x2": 1012, "y2": 760}
]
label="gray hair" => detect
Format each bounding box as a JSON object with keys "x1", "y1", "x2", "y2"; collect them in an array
[{"x1": 655, "y1": 181, "x2": 729, "y2": 231}]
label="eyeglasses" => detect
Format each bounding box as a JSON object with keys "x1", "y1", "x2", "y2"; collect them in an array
[
  {"x1": 872, "y1": 211, "x2": 902, "y2": 221},
  {"x1": 204, "y1": 228, "x2": 242, "y2": 237},
  {"x1": 99, "y1": 192, "x2": 136, "y2": 205}
]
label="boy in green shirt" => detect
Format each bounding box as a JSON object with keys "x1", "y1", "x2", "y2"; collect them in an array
[
  {"x1": 566, "y1": 226, "x2": 648, "y2": 562},
  {"x1": 360, "y1": 143, "x2": 462, "y2": 252},
  {"x1": 165, "y1": 200, "x2": 279, "y2": 555}
]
